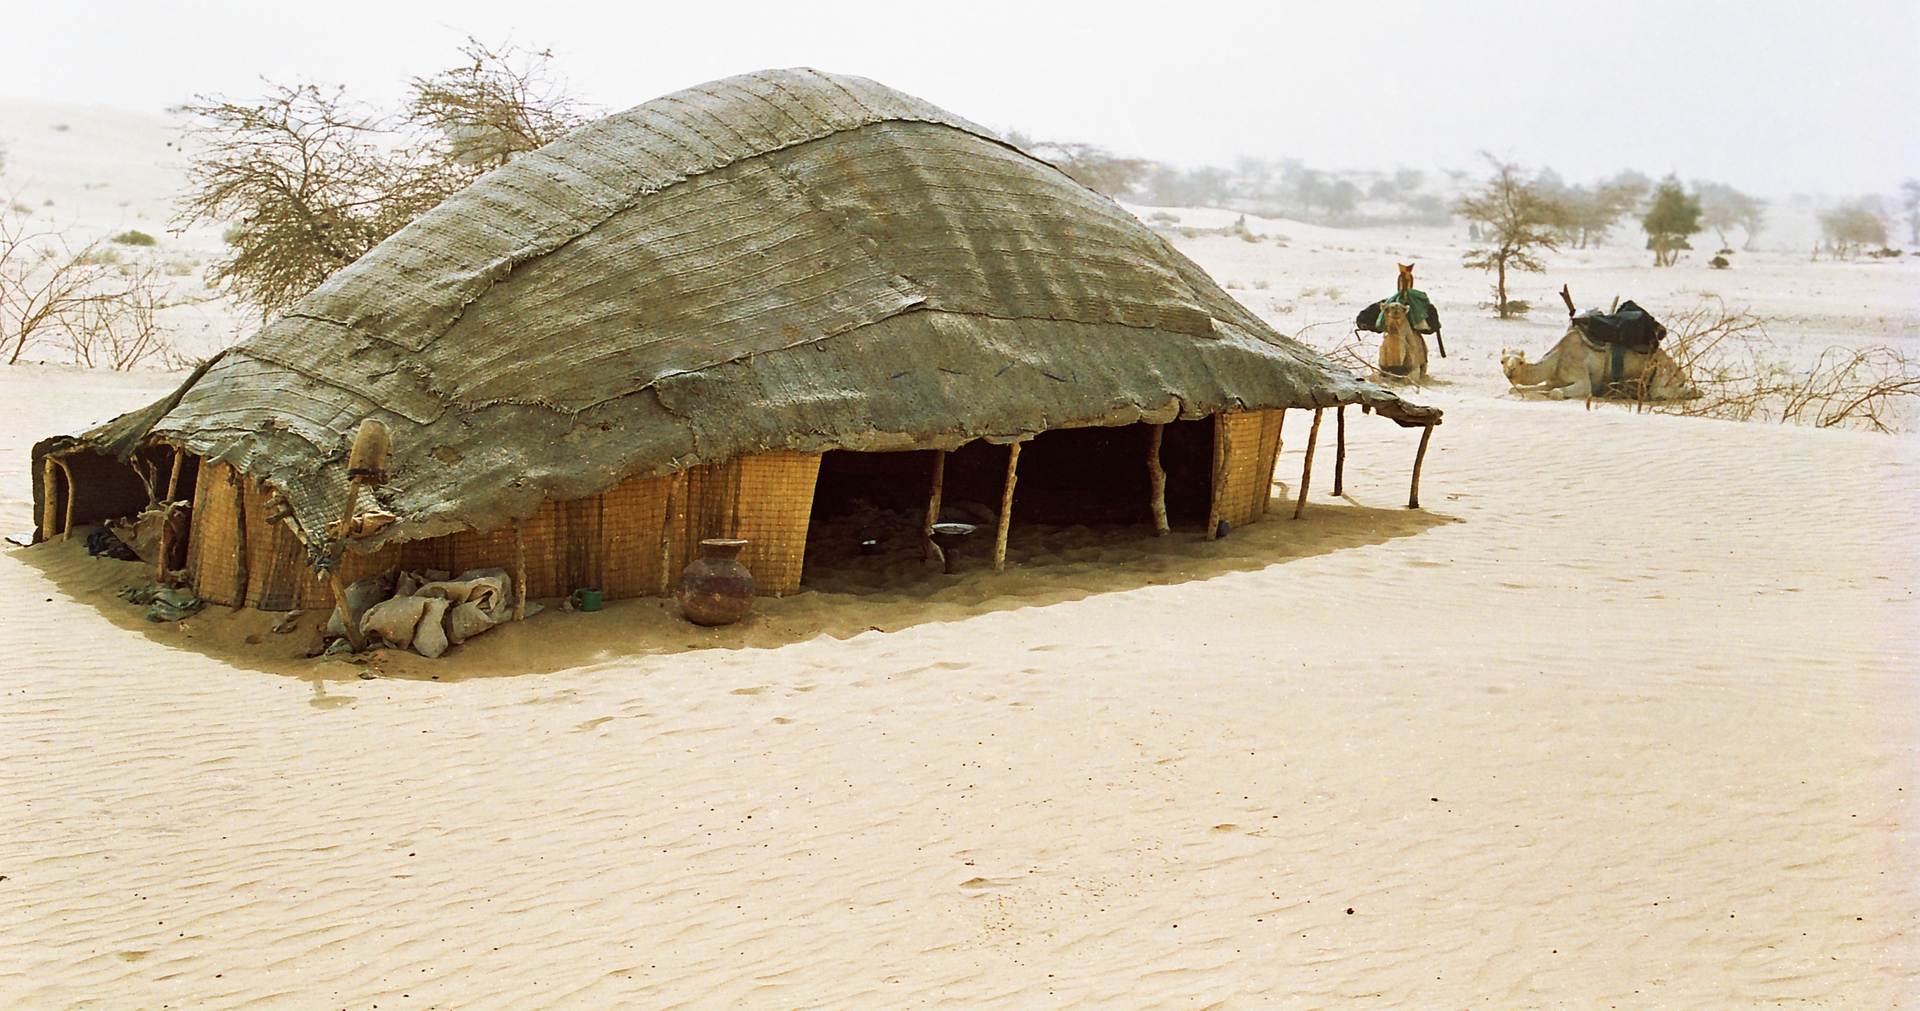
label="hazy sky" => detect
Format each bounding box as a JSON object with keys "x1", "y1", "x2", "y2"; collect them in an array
[{"x1": 4, "y1": 0, "x2": 1915, "y2": 197}]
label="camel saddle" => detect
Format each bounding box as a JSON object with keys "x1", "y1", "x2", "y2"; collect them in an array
[
  {"x1": 1572, "y1": 300, "x2": 1666, "y2": 355},
  {"x1": 1356, "y1": 288, "x2": 1442, "y2": 335}
]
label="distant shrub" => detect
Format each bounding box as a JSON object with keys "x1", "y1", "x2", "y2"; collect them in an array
[
  {"x1": 1709, "y1": 255, "x2": 1731, "y2": 269},
  {"x1": 111, "y1": 230, "x2": 157, "y2": 246},
  {"x1": 73, "y1": 247, "x2": 123, "y2": 265}
]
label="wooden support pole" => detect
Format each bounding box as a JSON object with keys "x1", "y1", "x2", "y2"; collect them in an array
[
  {"x1": 327, "y1": 569, "x2": 368, "y2": 652},
  {"x1": 1332, "y1": 406, "x2": 1347, "y2": 497},
  {"x1": 231, "y1": 470, "x2": 249, "y2": 608},
  {"x1": 1293, "y1": 408, "x2": 1323, "y2": 520},
  {"x1": 334, "y1": 483, "x2": 361, "y2": 543},
  {"x1": 1205, "y1": 414, "x2": 1227, "y2": 540},
  {"x1": 42, "y1": 456, "x2": 60, "y2": 540},
  {"x1": 155, "y1": 448, "x2": 186, "y2": 583},
  {"x1": 512, "y1": 519, "x2": 528, "y2": 621},
  {"x1": 1146, "y1": 424, "x2": 1169, "y2": 536},
  {"x1": 1408, "y1": 424, "x2": 1435, "y2": 510},
  {"x1": 923, "y1": 449, "x2": 947, "y2": 562},
  {"x1": 993, "y1": 442, "x2": 1022, "y2": 571},
  {"x1": 60, "y1": 459, "x2": 76, "y2": 541},
  {"x1": 163, "y1": 447, "x2": 185, "y2": 503}
]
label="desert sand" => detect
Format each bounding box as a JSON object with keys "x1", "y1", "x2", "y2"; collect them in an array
[{"x1": 1, "y1": 105, "x2": 1916, "y2": 1008}]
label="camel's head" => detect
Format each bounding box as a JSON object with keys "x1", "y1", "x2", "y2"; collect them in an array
[
  {"x1": 1380, "y1": 301, "x2": 1411, "y2": 328},
  {"x1": 1499, "y1": 348, "x2": 1528, "y2": 377},
  {"x1": 1397, "y1": 262, "x2": 1415, "y2": 291}
]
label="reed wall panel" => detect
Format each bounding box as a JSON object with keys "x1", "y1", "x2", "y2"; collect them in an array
[
  {"x1": 1215, "y1": 409, "x2": 1283, "y2": 530},
  {"x1": 185, "y1": 452, "x2": 817, "y2": 609}
]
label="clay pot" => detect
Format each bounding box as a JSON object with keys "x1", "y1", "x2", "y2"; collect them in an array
[{"x1": 676, "y1": 538, "x2": 754, "y2": 626}]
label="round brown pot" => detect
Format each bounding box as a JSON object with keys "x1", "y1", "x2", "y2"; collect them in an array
[{"x1": 676, "y1": 538, "x2": 754, "y2": 626}]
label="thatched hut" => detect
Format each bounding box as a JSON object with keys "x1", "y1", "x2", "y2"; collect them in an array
[{"x1": 32, "y1": 69, "x2": 1440, "y2": 612}]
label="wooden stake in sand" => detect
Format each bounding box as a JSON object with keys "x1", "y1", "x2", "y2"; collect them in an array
[
  {"x1": 1205, "y1": 414, "x2": 1227, "y2": 540},
  {"x1": 1408, "y1": 423, "x2": 1435, "y2": 510},
  {"x1": 512, "y1": 519, "x2": 528, "y2": 621},
  {"x1": 1293, "y1": 408, "x2": 1323, "y2": 520},
  {"x1": 1146, "y1": 424, "x2": 1169, "y2": 537},
  {"x1": 993, "y1": 442, "x2": 1022, "y2": 571},
  {"x1": 923, "y1": 449, "x2": 947, "y2": 562},
  {"x1": 1332, "y1": 406, "x2": 1347, "y2": 497}
]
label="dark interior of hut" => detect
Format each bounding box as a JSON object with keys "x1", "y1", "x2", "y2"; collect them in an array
[
  {"x1": 38, "y1": 444, "x2": 189, "y2": 544},
  {"x1": 802, "y1": 420, "x2": 1215, "y2": 586}
]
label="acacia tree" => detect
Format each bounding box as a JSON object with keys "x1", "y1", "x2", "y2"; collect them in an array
[
  {"x1": 1641, "y1": 177, "x2": 1703, "y2": 266},
  {"x1": 407, "y1": 38, "x2": 589, "y2": 170},
  {"x1": 175, "y1": 41, "x2": 587, "y2": 320},
  {"x1": 1015, "y1": 138, "x2": 1153, "y2": 199},
  {"x1": 1693, "y1": 180, "x2": 1767, "y2": 251},
  {"x1": 1819, "y1": 202, "x2": 1887, "y2": 258},
  {"x1": 1454, "y1": 157, "x2": 1563, "y2": 318},
  {"x1": 174, "y1": 83, "x2": 459, "y2": 318}
]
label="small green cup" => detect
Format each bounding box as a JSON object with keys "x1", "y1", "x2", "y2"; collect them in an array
[{"x1": 570, "y1": 588, "x2": 603, "y2": 612}]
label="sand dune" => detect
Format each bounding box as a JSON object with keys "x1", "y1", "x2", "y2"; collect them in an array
[{"x1": 3, "y1": 363, "x2": 1915, "y2": 1007}]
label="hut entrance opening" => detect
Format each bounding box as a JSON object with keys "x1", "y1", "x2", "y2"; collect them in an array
[{"x1": 801, "y1": 421, "x2": 1219, "y2": 585}]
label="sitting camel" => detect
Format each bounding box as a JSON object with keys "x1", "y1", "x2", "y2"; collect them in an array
[
  {"x1": 1377, "y1": 301, "x2": 1429, "y2": 381},
  {"x1": 1501, "y1": 327, "x2": 1696, "y2": 400}
]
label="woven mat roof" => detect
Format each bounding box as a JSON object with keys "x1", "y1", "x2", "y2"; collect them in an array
[{"x1": 57, "y1": 68, "x2": 1439, "y2": 553}]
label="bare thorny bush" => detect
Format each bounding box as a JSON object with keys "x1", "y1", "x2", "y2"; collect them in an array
[
  {"x1": 174, "y1": 38, "x2": 590, "y2": 320},
  {"x1": 0, "y1": 196, "x2": 196, "y2": 369},
  {"x1": 1613, "y1": 297, "x2": 1917, "y2": 432}
]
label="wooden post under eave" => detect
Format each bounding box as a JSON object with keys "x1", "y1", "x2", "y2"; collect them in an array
[
  {"x1": 163, "y1": 447, "x2": 185, "y2": 503},
  {"x1": 923, "y1": 449, "x2": 947, "y2": 563},
  {"x1": 1146, "y1": 424, "x2": 1169, "y2": 536},
  {"x1": 1205, "y1": 414, "x2": 1227, "y2": 540},
  {"x1": 231, "y1": 470, "x2": 249, "y2": 608},
  {"x1": 60, "y1": 459, "x2": 76, "y2": 541},
  {"x1": 993, "y1": 442, "x2": 1022, "y2": 571},
  {"x1": 42, "y1": 456, "x2": 60, "y2": 540},
  {"x1": 1409, "y1": 424, "x2": 1435, "y2": 509},
  {"x1": 1293, "y1": 408, "x2": 1323, "y2": 520},
  {"x1": 1332, "y1": 406, "x2": 1347, "y2": 497},
  {"x1": 156, "y1": 448, "x2": 186, "y2": 583},
  {"x1": 512, "y1": 519, "x2": 528, "y2": 620}
]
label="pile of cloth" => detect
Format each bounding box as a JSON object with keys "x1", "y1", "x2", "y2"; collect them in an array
[
  {"x1": 118, "y1": 583, "x2": 204, "y2": 622},
  {"x1": 328, "y1": 568, "x2": 540, "y2": 659}
]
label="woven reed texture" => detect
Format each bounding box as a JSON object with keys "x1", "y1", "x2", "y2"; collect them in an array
[
  {"x1": 184, "y1": 458, "x2": 228, "y2": 599},
  {"x1": 1254, "y1": 409, "x2": 1285, "y2": 519},
  {"x1": 669, "y1": 451, "x2": 821, "y2": 596},
  {"x1": 188, "y1": 453, "x2": 816, "y2": 609},
  {"x1": 1216, "y1": 410, "x2": 1285, "y2": 530}
]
